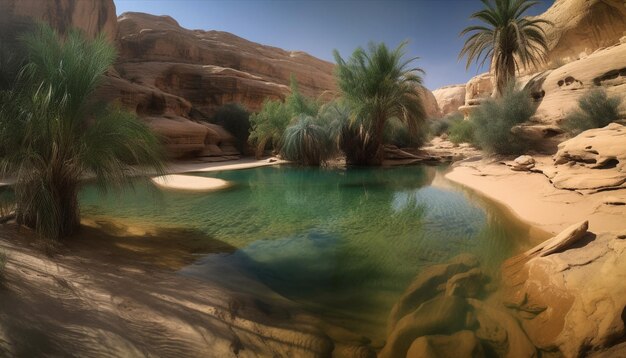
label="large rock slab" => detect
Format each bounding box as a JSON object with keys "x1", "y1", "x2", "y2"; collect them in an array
[
  {"x1": 406, "y1": 330, "x2": 484, "y2": 358},
  {"x1": 544, "y1": 123, "x2": 626, "y2": 193}
]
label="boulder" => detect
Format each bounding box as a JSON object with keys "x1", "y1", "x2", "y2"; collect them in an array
[
  {"x1": 432, "y1": 85, "x2": 466, "y2": 116},
  {"x1": 406, "y1": 330, "x2": 484, "y2": 358},
  {"x1": 465, "y1": 73, "x2": 493, "y2": 106},
  {"x1": 546, "y1": 123, "x2": 626, "y2": 193},
  {"x1": 510, "y1": 155, "x2": 536, "y2": 172},
  {"x1": 379, "y1": 296, "x2": 471, "y2": 358}
]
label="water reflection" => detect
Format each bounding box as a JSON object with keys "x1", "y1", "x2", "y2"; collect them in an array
[{"x1": 80, "y1": 165, "x2": 532, "y2": 340}]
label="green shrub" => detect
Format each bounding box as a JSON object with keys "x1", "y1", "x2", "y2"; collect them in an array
[
  {"x1": 384, "y1": 117, "x2": 429, "y2": 148},
  {"x1": 210, "y1": 103, "x2": 250, "y2": 152},
  {"x1": 430, "y1": 113, "x2": 464, "y2": 137},
  {"x1": 282, "y1": 115, "x2": 334, "y2": 166},
  {"x1": 448, "y1": 118, "x2": 476, "y2": 144},
  {"x1": 248, "y1": 77, "x2": 319, "y2": 158},
  {"x1": 471, "y1": 86, "x2": 535, "y2": 154},
  {"x1": 563, "y1": 89, "x2": 622, "y2": 135}
]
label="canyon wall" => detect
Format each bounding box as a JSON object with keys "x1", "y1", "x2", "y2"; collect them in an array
[{"x1": 434, "y1": 0, "x2": 626, "y2": 131}]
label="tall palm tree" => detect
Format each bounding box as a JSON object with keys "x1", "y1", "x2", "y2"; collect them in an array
[
  {"x1": 333, "y1": 41, "x2": 426, "y2": 165},
  {"x1": 459, "y1": 0, "x2": 551, "y2": 96},
  {"x1": 0, "y1": 24, "x2": 164, "y2": 240}
]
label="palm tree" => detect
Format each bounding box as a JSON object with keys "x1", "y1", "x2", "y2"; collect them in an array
[
  {"x1": 0, "y1": 24, "x2": 164, "y2": 240},
  {"x1": 333, "y1": 41, "x2": 426, "y2": 165},
  {"x1": 459, "y1": 0, "x2": 551, "y2": 96}
]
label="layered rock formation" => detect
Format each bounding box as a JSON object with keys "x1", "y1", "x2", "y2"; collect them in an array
[
  {"x1": 540, "y1": 123, "x2": 626, "y2": 193},
  {"x1": 533, "y1": 0, "x2": 626, "y2": 71},
  {"x1": 0, "y1": 0, "x2": 117, "y2": 41}
]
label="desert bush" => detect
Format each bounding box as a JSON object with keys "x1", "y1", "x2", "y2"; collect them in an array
[
  {"x1": 430, "y1": 113, "x2": 464, "y2": 137},
  {"x1": 210, "y1": 103, "x2": 250, "y2": 152},
  {"x1": 448, "y1": 118, "x2": 476, "y2": 145},
  {"x1": 563, "y1": 89, "x2": 622, "y2": 135},
  {"x1": 470, "y1": 86, "x2": 535, "y2": 154},
  {"x1": 282, "y1": 115, "x2": 334, "y2": 166}
]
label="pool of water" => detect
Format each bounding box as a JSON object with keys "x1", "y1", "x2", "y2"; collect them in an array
[{"x1": 79, "y1": 165, "x2": 535, "y2": 340}]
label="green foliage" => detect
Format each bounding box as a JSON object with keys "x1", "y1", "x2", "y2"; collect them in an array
[
  {"x1": 334, "y1": 41, "x2": 427, "y2": 165},
  {"x1": 460, "y1": 0, "x2": 550, "y2": 95},
  {"x1": 282, "y1": 115, "x2": 334, "y2": 166},
  {"x1": 384, "y1": 117, "x2": 429, "y2": 148},
  {"x1": 470, "y1": 86, "x2": 535, "y2": 154},
  {"x1": 563, "y1": 89, "x2": 622, "y2": 135},
  {"x1": 210, "y1": 103, "x2": 251, "y2": 152},
  {"x1": 430, "y1": 113, "x2": 464, "y2": 137},
  {"x1": 248, "y1": 77, "x2": 319, "y2": 158},
  {"x1": 448, "y1": 119, "x2": 477, "y2": 145},
  {"x1": 0, "y1": 24, "x2": 164, "y2": 240}
]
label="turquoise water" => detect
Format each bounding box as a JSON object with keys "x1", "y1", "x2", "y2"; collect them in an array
[{"x1": 79, "y1": 165, "x2": 532, "y2": 339}]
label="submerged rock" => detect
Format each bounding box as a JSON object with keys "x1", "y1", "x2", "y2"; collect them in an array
[
  {"x1": 406, "y1": 330, "x2": 484, "y2": 358},
  {"x1": 387, "y1": 254, "x2": 479, "y2": 334},
  {"x1": 379, "y1": 296, "x2": 472, "y2": 358}
]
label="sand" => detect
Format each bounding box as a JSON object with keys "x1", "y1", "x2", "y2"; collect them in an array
[
  {"x1": 151, "y1": 174, "x2": 233, "y2": 192},
  {"x1": 445, "y1": 157, "x2": 626, "y2": 235}
]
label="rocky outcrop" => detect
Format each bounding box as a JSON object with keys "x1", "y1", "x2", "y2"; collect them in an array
[
  {"x1": 502, "y1": 225, "x2": 626, "y2": 357},
  {"x1": 0, "y1": 0, "x2": 117, "y2": 41},
  {"x1": 533, "y1": 0, "x2": 626, "y2": 71},
  {"x1": 532, "y1": 43, "x2": 626, "y2": 124},
  {"x1": 541, "y1": 123, "x2": 626, "y2": 193},
  {"x1": 432, "y1": 85, "x2": 466, "y2": 116}
]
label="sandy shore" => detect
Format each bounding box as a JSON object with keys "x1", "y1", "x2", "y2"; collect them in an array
[{"x1": 446, "y1": 157, "x2": 626, "y2": 235}]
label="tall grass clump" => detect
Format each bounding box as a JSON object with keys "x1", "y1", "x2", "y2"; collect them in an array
[
  {"x1": 249, "y1": 76, "x2": 319, "y2": 158},
  {"x1": 0, "y1": 24, "x2": 164, "y2": 240},
  {"x1": 0, "y1": 250, "x2": 6, "y2": 281},
  {"x1": 470, "y1": 86, "x2": 535, "y2": 154},
  {"x1": 563, "y1": 89, "x2": 622, "y2": 135},
  {"x1": 210, "y1": 103, "x2": 250, "y2": 152},
  {"x1": 282, "y1": 115, "x2": 334, "y2": 165}
]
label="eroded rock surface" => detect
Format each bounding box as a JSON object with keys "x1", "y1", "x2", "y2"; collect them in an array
[
  {"x1": 543, "y1": 123, "x2": 626, "y2": 193},
  {"x1": 502, "y1": 228, "x2": 626, "y2": 357}
]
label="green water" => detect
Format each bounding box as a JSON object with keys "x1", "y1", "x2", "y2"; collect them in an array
[{"x1": 79, "y1": 165, "x2": 532, "y2": 339}]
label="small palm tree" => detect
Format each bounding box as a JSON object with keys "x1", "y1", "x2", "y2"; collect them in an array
[
  {"x1": 459, "y1": 0, "x2": 551, "y2": 96},
  {"x1": 282, "y1": 115, "x2": 334, "y2": 166},
  {"x1": 0, "y1": 25, "x2": 164, "y2": 240},
  {"x1": 334, "y1": 41, "x2": 426, "y2": 165}
]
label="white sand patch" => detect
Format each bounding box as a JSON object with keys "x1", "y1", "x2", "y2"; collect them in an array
[{"x1": 151, "y1": 174, "x2": 232, "y2": 192}]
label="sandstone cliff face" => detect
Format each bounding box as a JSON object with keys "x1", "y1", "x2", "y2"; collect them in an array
[
  {"x1": 534, "y1": 0, "x2": 626, "y2": 70},
  {"x1": 0, "y1": 0, "x2": 117, "y2": 41},
  {"x1": 432, "y1": 85, "x2": 465, "y2": 116}
]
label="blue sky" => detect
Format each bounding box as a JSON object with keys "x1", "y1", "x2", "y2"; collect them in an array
[{"x1": 115, "y1": 0, "x2": 554, "y2": 90}]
